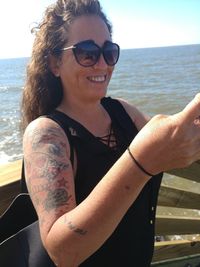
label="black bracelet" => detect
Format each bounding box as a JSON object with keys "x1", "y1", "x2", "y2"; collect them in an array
[{"x1": 127, "y1": 147, "x2": 153, "y2": 177}]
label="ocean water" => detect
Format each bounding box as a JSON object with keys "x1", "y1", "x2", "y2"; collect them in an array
[
  {"x1": 0, "y1": 57, "x2": 28, "y2": 163},
  {"x1": 0, "y1": 44, "x2": 200, "y2": 164}
]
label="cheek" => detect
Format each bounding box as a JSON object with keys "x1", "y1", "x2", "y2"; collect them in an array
[
  {"x1": 107, "y1": 67, "x2": 114, "y2": 80},
  {"x1": 59, "y1": 53, "x2": 78, "y2": 74},
  {"x1": 59, "y1": 55, "x2": 79, "y2": 78},
  {"x1": 59, "y1": 63, "x2": 85, "y2": 90}
]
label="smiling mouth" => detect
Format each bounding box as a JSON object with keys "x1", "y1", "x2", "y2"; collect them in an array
[{"x1": 87, "y1": 75, "x2": 106, "y2": 83}]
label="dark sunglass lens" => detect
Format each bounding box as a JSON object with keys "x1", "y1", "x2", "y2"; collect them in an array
[
  {"x1": 74, "y1": 42, "x2": 100, "y2": 67},
  {"x1": 103, "y1": 42, "x2": 120, "y2": 66}
]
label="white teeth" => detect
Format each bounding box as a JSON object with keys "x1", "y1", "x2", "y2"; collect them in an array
[{"x1": 88, "y1": 76, "x2": 106, "y2": 82}]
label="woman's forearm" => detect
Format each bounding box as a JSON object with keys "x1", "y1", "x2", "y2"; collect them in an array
[{"x1": 45, "y1": 150, "x2": 150, "y2": 267}]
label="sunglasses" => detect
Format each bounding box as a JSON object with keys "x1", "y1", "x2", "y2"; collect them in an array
[{"x1": 60, "y1": 40, "x2": 120, "y2": 67}]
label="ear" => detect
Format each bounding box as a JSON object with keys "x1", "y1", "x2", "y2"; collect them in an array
[{"x1": 48, "y1": 55, "x2": 60, "y2": 77}]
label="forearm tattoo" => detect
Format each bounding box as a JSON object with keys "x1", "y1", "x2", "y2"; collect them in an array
[{"x1": 63, "y1": 215, "x2": 88, "y2": 236}]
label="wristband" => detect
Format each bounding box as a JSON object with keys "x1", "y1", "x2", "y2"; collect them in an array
[{"x1": 127, "y1": 147, "x2": 154, "y2": 177}]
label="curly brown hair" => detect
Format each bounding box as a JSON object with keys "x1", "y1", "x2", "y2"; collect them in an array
[{"x1": 21, "y1": 0, "x2": 112, "y2": 131}]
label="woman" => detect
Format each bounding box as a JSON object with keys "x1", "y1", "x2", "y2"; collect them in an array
[{"x1": 21, "y1": 0, "x2": 200, "y2": 266}]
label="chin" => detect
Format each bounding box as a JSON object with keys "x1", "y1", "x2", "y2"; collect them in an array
[
  {"x1": 96, "y1": 86, "x2": 108, "y2": 98},
  {"x1": 89, "y1": 88, "x2": 107, "y2": 102}
]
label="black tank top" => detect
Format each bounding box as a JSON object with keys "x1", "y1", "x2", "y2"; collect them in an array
[{"x1": 22, "y1": 97, "x2": 163, "y2": 266}]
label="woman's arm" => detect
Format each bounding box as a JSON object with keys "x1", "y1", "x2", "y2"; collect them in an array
[
  {"x1": 23, "y1": 117, "x2": 150, "y2": 267},
  {"x1": 23, "y1": 94, "x2": 200, "y2": 267}
]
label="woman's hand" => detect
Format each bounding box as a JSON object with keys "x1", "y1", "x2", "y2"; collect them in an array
[{"x1": 130, "y1": 93, "x2": 200, "y2": 175}]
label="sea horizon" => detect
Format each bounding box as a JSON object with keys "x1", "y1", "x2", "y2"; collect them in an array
[{"x1": 0, "y1": 43, "x2": 199, "y2": 61}]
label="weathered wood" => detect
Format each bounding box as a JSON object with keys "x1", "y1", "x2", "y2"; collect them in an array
[
  {"x1": 153, "y1": 239, "x2": 200, "y2": 262},
  {"x1": 152, "y1": 253, "x2": 200, "y2": 267},
  {"x1": 0, "y1": 160, "x2": 22, "y2": 186},
  {"x1": 155, "y1": 215, "x2": 200, "y2": 235},
  {"x1": 1, "y1": 159, "x2": 199, "y2": 186},
  {"x1": 158, "y1": 184, "x2": 200, "y2": 210},
  {"x1": 167, "y1": 160, "x2": 200, "y2": 183},
  {"x1": 151, "y1": 161, "x2": 200, "y2": 263}
]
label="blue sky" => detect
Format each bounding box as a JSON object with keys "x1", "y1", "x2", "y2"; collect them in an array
[{"x1": 0, "y1": 0, "x2": 199, "y2": 59}]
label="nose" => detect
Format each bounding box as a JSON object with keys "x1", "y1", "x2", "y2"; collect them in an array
[{"x1": 93, "y1": 53, "x2": 108, "y2": 69}]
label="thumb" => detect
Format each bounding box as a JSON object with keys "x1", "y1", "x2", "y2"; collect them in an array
[{"x1": 181, "y1": 93, "x2": 200, "y2": 123}]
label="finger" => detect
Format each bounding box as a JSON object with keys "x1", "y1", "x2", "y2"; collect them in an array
[{"x1": 181, "y1": 93, "x2": 200, "y2": 123}]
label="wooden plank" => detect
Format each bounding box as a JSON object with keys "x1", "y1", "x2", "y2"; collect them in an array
[
  {"x1": 167, "y1": 160, "x2": 200, "y2": 183},
  {"x1": 158, "y1": 184, "x2": 200, "y2": 210},
  {"x1": 0, "y1": 159, "x2": 199, "y2": 186},
  {"x1": 155, "y1": 215, "x2": 200, "y2": 235},
  {"x1": 0, "y1": 159, "x2": 199, "y2": 187},
  {"x1": 153, "y1": 240, "x2": 200, "y2": 262},
  {"x1": 152, "y1": 253, "x2": 200, "y2": 267},
  {"x1": 0, "y1": 159, "x2": 22, "y2": 186}
]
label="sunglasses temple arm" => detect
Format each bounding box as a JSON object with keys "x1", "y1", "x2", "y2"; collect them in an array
[{"x1": 61, "y1": 45, "x2": 75, "y2": 51}]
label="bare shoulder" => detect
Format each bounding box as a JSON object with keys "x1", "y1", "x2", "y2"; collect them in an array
[
  {"x1": 116, "y1": 98, "x2": 150, "y2": 130},
  {"x1": 23, "y1": 117, "x2": 70, "y2": 154},
  {"x1": 23, "y1": 115, "x2": 74, "y2": 187},
  {"x1": 23, "y1": 117, "x2": 72, "y2": 181},
  {"x1": 23, "y1": 117, "x2": 76, "y2": 237}
]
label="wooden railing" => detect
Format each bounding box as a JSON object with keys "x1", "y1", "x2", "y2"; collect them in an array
[
  {"x1": 0, "y1": 160, "x2": 200, "y2": 266},
  {"x1": 153, "y1": 161, "x2": 200, "y2": 266}
]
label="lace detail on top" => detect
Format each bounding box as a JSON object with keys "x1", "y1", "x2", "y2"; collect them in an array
[{"x1": 96, "y1": 124, "x2": 117, "y2": 149}]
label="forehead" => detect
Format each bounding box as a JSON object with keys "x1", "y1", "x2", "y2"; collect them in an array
[{"x1": 67, "y1": 15, "x2": 111, "y2": 45}]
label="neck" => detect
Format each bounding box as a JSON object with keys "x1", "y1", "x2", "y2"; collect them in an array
[
  {"x1": 58, "y1": 96, "x2": 103, "y2": 119},
  {"x1": 57, "y1": 96, "x2": 110, "y2": 136}
]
